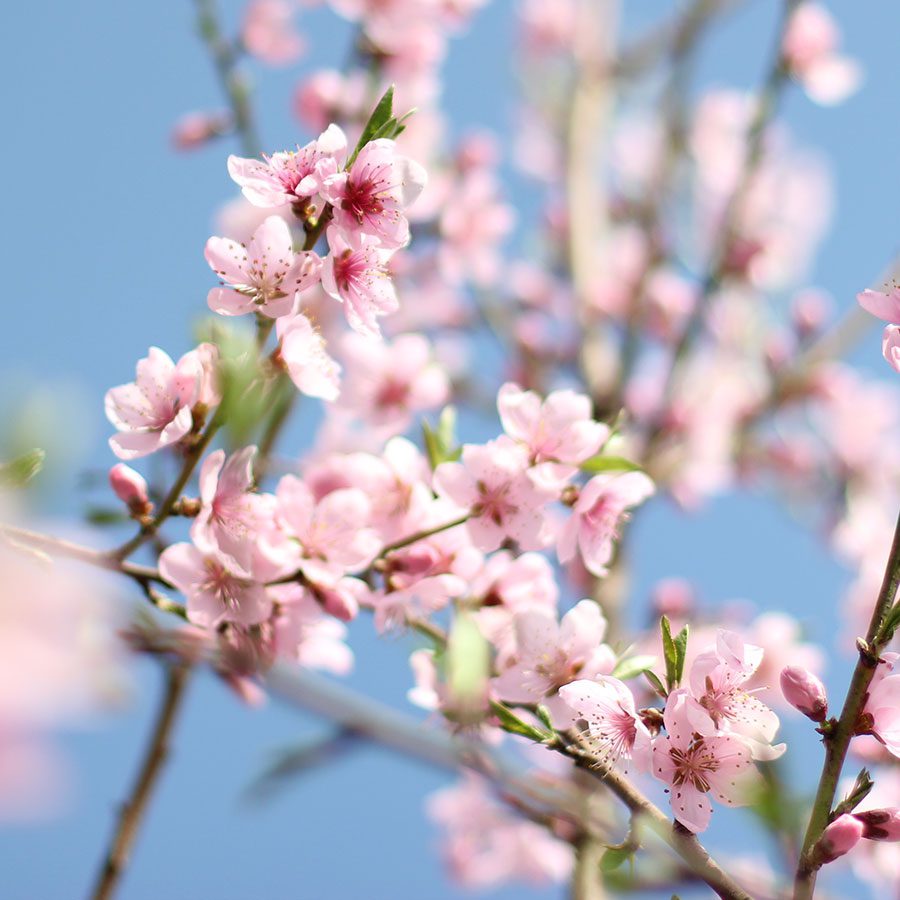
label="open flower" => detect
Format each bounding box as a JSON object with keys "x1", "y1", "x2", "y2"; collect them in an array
[
  {"x1": 857, "y1": 286, "x2": 900, "y2": 374},
  {"x1": 559, "y1": 676, "x2": 651, "y2": 769},
  {"x1": 227, "y1": 125, "x2": 347, "y2": 207},
  {"x1": 651, "y1": 690, "x2": 758, "y2": 833},
  {"x1": 105, "y1": 345, "x2": 217, "y2": 460},
  {"x1": 321, "y1": 226, "x2": 398, "y2": 337},
  {"x1": 205, "y1": 215, "x2": 322, "y2": 318},
  {"x1": 557, "y1": 471, "x2": 655, "y2": 576},
  {"x1": 433, "y1": 439, "x2": 556, "y2": 552},
  {"x1": 322, "y1": 138, "x2": 427, "y2": 249}
]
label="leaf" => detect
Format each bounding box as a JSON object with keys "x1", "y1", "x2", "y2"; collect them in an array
[
  {"x1": 580, "y1": 455, "x2": 644, "y2": 474},
  {"x1": 660, "y1": 616, "x2": 678, "y2": 691},
  {"x1": 600, "y1": 846, "x2": 633, "y2": 872},
  {"x1": 348, "y1": 85, "x2": 395, "y2": 166},
  {"x1": 673, "y1": 624, "x2": 689, "y2": 686},
  {"x1": 643, "y1": 669, "x2": 667, "y2": 698},
  {"x1": 535, "y1": 704, "x2": 554, "y2": 731},
  {"x1": 612, "y1": 654, "x2": 658, "y2": 682},
  {"x1": 881, "y1": 603, "x2": 900, "y2": 642},
  {"x1": 446, "y1": 612, "x2": 490, "y2": 725},
  {"x1": 0, "y1": 448, "x2": 45, "y2": 489},
  {"x1": 833, "y1": 768, "x2": 874, "y2": 818},
  {"x1": 490, "y1": 701, "x2": 552, "y2": 742},
  {"x1": 422, "y1": 407, "x2": 461, "y2": 469}
]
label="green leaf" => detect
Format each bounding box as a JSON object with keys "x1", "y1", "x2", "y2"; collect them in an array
[
  {"x1": 422, "y1": 407, "x2": 461, "y2": 469},
  {"x1": 600, "y1": 846, "x2": 633, "y2": 872},
  {"x1": 643, "y1": 669, "x2": 667, "y2": 697},
  {"x1": 580, "y1": 455, "x2": 644, "y2": 474},
  {"x1": 348, "y1": 85, "x2": 395, "y2": 166},
  {"x1": 880, "y1": 603, "x2": 900, "y2": 642},
  {"x1": 612, "y1": 654, "x2": 658, "y2": 682},
  {"x1": 85, "y1": 506, "x2": 127, "y2": 526},
  {"x1": 0, "y1": 448, "x2": 45, "y2": 489},
  {"x1": 446, "y1": 612, "x2": 490, "y2": 725},
  {"x1": 674, "y1": 624, "x2": 689, "y2": 686},
  {"x1": 833, "y1": 768, "x2": 874, "y2": 818},
  {"x1": 490, "y1": 701, "x2": 552, "y2": 742},
  {"x1": 535, "y1": 704, "x2": 554, "y2": 731},
  {"x1": 660, "y1": 616, "x2": 678, "y2": 691}
]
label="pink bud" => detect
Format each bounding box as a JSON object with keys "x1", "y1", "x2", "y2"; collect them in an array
[
  {"x1": 818, "y1": 814, "x2": 864, "y2": 862},
  {"x1": 853, "y1": 808, "x2": 900, "y2": 842},
  {"x1": 781, "y1": 665, "x2": 828, "y2": 721},
  {"x1": 170, "y1": 112, "x2": 231, "y2": 151},
  {"x1": 108, "y1": 464, "x2": 152, "y2": 516}
]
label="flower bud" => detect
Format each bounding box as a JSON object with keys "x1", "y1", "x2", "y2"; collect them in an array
[
  {"x1": 781, "y1": 665, "x2": 828, "y2": 721},
  {"x1": 817, "y1": 814, "x2": 864, "y2": 862},
  {"x1": 853, "y1": 808, "x2": 900, "y2": 842},
  {"x1": 108, "y1": 464, "x2": 152, "y2": 517}
]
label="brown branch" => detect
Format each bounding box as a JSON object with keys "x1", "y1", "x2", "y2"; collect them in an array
[{"x1": 89, "y1": 664, "x2": 192, "y2": 900}]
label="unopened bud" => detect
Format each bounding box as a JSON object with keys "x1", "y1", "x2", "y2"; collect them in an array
[
  {"x1": 781, "y1": 665, "x2": 828, "y2": 721},
  {"x1": 853, "y1": 808, "x2": 900, "y2": 842},
  {"x1": 817, "y1": 814, "x2": 864, "y2": 863},
  {"x1": 109, "y1": 464, "x2": 152, "y2": 518}
]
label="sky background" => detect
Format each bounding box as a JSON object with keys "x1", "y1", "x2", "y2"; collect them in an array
[{"x1": 1, "y1": 1, "x2": 899, "y2": 898}]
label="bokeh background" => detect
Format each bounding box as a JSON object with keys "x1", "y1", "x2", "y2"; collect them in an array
[{"x1": 1, "y1": 2, "x2": 898, "y2": 898}]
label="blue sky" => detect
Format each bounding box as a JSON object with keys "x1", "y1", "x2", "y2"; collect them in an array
[{"x1": 1, "y1": 2, "x2": 898, "y2": 898}]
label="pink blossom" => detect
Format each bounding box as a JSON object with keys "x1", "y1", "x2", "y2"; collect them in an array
[
  {"x1": 783, "y1": 3, "x2": 861, "y2": 106},
  {"x1": 427, "y1": 775, "x2": 572, "y2": 888},
  {"x1": 651, "y1": 689, "x2": 757, "y2": 833},
  {"x1": 780, "y1": 665, "x2": 828, "y2": 721},
  {"x1": 275, "y1": 311, "x2": 341, "y2": 401},
  {"x1": 337, "y1": 332, "x2": 448, "y2": 435},
  {"x1": 205, "y1": 215, "x2": 322, "y2": 318},
  {"x1": 492, "y1": 600, "x2": 615, "y2": 720},
  {"x1": 854, "y1": 808, "x2": 900, "y2": 842},
  {"x1": 559, "y1": 677, "x2": 651, "y2": 768},
  {"x1": 242, "y1": 0, "x2": 305, "y2": 66},
  {"x1": 192, "y1": 447, "x2": 277, "y2": 576},
  {"x1": 170, "y1": 111, "x2": 231, "y2": 151},
  {"x1": 105, "y1": 345, "x2": 217, "y2": 460},
  {"x1": 227, "y1": 125, "x2": 347, "y2": 208},
  {"x1": 688, "y1": 631, "x2": 783, "y2": 759},
  {"x1": 108, "y1": 463, "x2": 151, "y2": 516},
  {"x1": 269, "y1": 584, "x2": 354, "y2": 673},
  {"x1": 818, "y1": 814, "x2": 864, "y2": 862},
  {"x1": 863, "y1": 654, "x2": 900, "y2": 757},
  {"x1": 433, "y1": 439, "x2": 556, "y2": 552},
  {"x1": 557, "y1": 471, "x2": 655, "y2": 577},
  {"x1": 321, "y1": 226, "x2": 398, "y2": 337},
  {"x1": 273, "y1": 474, "x2": 380, "y2": 582},
  {"x1": 321, "y1": 139, "x2": 426, "y2": 249},
  {"x1": 857, "y1": 287, "x2": 900, "y2": 374},
  {"x1": 497, "y1": 382, "x2": 608, "y2": 481},
  {"x1": 293, "y1": 69, "x2": 368, "y2": 133},
  {"x1": 159, "y1": 542, "x2": 272, "y2": 629}
]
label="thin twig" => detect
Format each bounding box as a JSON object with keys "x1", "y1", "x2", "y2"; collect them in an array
[{"x1": 89, "y1": 664, "x2": 192, "y2": 900}]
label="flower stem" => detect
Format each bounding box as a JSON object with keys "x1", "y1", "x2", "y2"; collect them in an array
[
  {"x1": 793, "y1": 505, "x2": 900, "y2": 899},
  {"x1": 89, "y1": 664, "x2": 192, "y2": 900}
]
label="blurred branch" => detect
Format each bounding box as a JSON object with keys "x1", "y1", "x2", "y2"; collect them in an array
[
  {"x1": 89, "y1": 663, "x2": 192, "y2": 900},
  {"x1": 645, "y1": 0, "x2": 801, "y2": 453},
  {"x1": 194, "y1": 0, "x2": 261, "y2": 158}
]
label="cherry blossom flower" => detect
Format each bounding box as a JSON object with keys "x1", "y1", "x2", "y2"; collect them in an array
[
  {"x1": 557, "y1": 471, "x2": 655, "y2": 577},
  {"x1": 780, "y1": 666, "x2": 828, "y2": 721},
  {"x1": 321, "y1": 226, "x2": 398, "y2": 338},
  {"x1": 433, "y1": 439, "x2": 557, "y2": 552},
  {"x1": 651, "y1": 689, "x2": 757, "y2": 833},
  {"x1": 857, "y1": 286, "x2": 900, "y2": 374},
  {"x1": 108, "y1": 464, "x2": 151, "y2": 517},
  {"x1": 817, "y1": 814, "x2": 864, "y2": 862},
  {"x1": 272, "y1": 475, "x2": 380, "y2": 584},
  {"x1": 242, "y1": 0, "x2": 305, "y2": 67},
  {"x1": 337, "y1": 332, "x2": 449, "y2": 435},
  {"x1": 270, "y1": 584, "x2": 354, "y2": 674},
  {"x1": 688, "y1": 631, "x2": 784, "y2": 759},
  {"x1": 782, "y1": 3, "x2": 861, "y2": 106},
  {"x1": 492, "y1": 600, "x2": 615, "y2": 723},
  {"x1": 192, "y1": 447, "x2": 277, "y2": 576},
  {"x1": 497, "y1": 382, "x2": 608, "y2": 483},
  {"x1": 863, "y1": 654, "x2": 900, "y2": 757},
  {"x1": 427, "y1": 775, "x2": 572, "y2": 888},
  {"x1": 321, "y1": 139, "x2": 427, "y2": 249},
  {"x1": 227, "y1": 125, "x2": 347, "y2": 208},
  {"x1": 205, "y1": 215, "x2": 322, "y2": 318},
  {"x1": 559, "y1": 677, "x2": 651, "y2": 768},
  {"x1": 159, "y1": 543, "x2": 272, "y2": 629},
  {"x1": 275, "y1": 311, "x2": 341, "y2": 401},
  {"x1": 105, "y1": 345, "x2": 218, "y2": 460}
]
